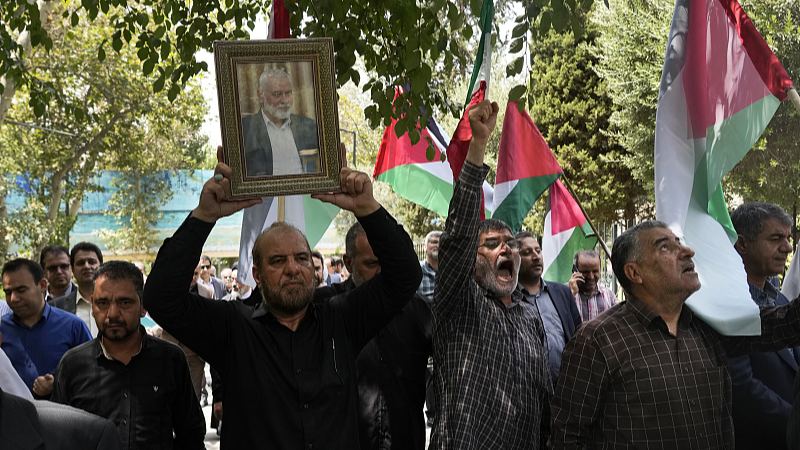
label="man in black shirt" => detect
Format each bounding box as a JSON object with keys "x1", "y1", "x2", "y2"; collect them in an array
[
  {"x1": 51, "y1": 261, "x2": 206, "y2": 450},
  {"x1": 143, "y1": 152, "x2": 422, "y2": 449},
  {"x1": 315, "y1": 222, "x2": 432, "y2": 450}
]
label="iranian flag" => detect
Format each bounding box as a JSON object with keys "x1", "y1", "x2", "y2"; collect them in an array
[
  {"x1": 654, "y1": 0, "x2": 794, "y2": 334},
  {"x1": 373, "y1": 111, "x2": 495, "y2": 218},
  {"x1": 236, "y1": 0, "x2": 340, "y2": 288},
  {"x1": 542, "y1": 179, "x2": 597, "y2": 284},
  {"x1": 493, "y1": 101, "x2": 562, "y2": 232}
]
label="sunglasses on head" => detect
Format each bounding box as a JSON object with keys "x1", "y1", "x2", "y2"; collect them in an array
[{"x1": 478, "y1": 239, "x2": 521, "y2": 251}]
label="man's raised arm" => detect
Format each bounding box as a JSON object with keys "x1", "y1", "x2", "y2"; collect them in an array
[
  {"x1": 143, "y1": 148, "x2": 261, "y2": 365},
  {"x1": 434, "y1": 100, "x2": 499, "y2": 321}
]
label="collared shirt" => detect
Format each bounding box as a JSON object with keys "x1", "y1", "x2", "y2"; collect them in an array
[
  {"x1": 0, "y1": 303, "x2": 91, "y2": 391},
  {"x1": 143, "y1": 208, "x2": 421, "y2": 449},
  {"x1": 431, "y1": 160, "x2": 552, "y2": 450},
  {"x1": 417, "y1": 260, "x2": 436, "y2": 301},
  {"x1": 0, "y1": 300, "x2": 10, "y2": 317},
  {"x1": 261, "y1": 109, "x2": 302, "y2": 175},
  {"x1": 75, "y1": 289, "x2": 97, "y2": 336},
  {"x1": 521, "y1": 281, "x2": 565, "y2": 384},
  {"x1": 550, "y1": 294, "x2": 800, "y2": 449},
  {"x1": 316, "y1": 279, "x2": 432, "y2": 450},
  {"x1": 749, "y1": 280, "x2": 779, "y2": 307},
  {"x1": 51, "y1": 330, "x2": 206, "y2": 450},
  {"x1": 574, "y1": 285, "x2": 618, "y2": 322},
  {"x1": 45, "y1": 281, "x2": 75, "y2": 304}
]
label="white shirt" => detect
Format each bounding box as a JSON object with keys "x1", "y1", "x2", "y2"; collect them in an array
[
  {"x1": 76, "y1": 290, "x2": 97, "y2": 337},
  {"x1": 261, "y1": 110, "x2": 302, "y2": 175}
]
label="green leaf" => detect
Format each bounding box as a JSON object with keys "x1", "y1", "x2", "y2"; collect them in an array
[
  {"x1": 510, "y1": 37, "x2": 524, "y2": 54},
  {"x1": 394, "y1": 117, "x2": 407, "y2": 138},
  {"x1": 137, "y1": 46, "x2": 149, "y2": 61},
  {"x1": 71, "y1": 12, "x2": 79, "y2": 27},
  {"x1": 410, "y1": 72, "x2": 425, "y2": 93},
  {"x1": 143, "y1": 58, "x2": 155, "y2": 76},
  {"x1": 98, "y1": 46, "x2": 106, "y2": 62},
  {"x1": 167, "y1": 84, "x2": 180, "y2": 102},
  {"x1": 124, "y1": 29, "x2": 131, "y2": 43},
  {"x1": 463, "y1": 24, "x2": 473, "y2": 40},
  {"x1": 437, "y1": 35, "x2": 447, "y2": 52},
  {"x1": 517, "y1": 99, "x2": 526, "y2": 114},
  {"x1": 0, "y1": 82, "x2": 4, "y2": 96},
  {"x1": 539, "y1": 12, "x2": 552, "y2": 35},
  {"x1": 508, "y1": 84, "x2": 527, "y2": 102},
  {"x1": 570, "y1": 14, "x2": 584, "y2": 37},
  {"x1": 469, "y1": 0, "x2": 483, "y2": 17},
  {"x1": 112, "y1": 37, "x2": 123, "y2": 52},
  {"x1": 439, "y1": 151, "x2": 447, "y2": 162},
  {"x1": 506, "y1": 56, "x2": 524, "y2": 77},
  {"x1": 409, "y1": 128, "x2": 420, "y2": 145},
  {"x1": 552, "y1": 9, "x2": 568, "y2": 32},
  {"x1": 153, "y1": 74, "x2": 166, "y2": 93},
  {"x1": 405, "y1": 50, "x2": 421, "y2": 71},
  {"x1": 33, "y1": 101, "x2": 45, "y2": 117},
  {"x1": 566, "y1": 0, "x2": 577, "y2": 12},
  {"x1": 512, "y1": 22, "x2": 528, "y2": 39},
  {"x1": 427, "y1": 142, "x2": 436, "y2": 161},
  {"x1": 74, "y1": 108, "x2": 85, "y2": 121},
  {"x1": 161, "y1": 41, "x2": 170, "y2": 60}
]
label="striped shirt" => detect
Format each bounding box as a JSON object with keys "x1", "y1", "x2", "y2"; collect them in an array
[
  {"x1": 430, "y1": 161, "x2": 552, "y2": 450},
  {"x1": 574, "y1": 285, "x2": 618, "y2": 321},
  {"x1": 417, "y1": 260, "x2": 436, "y2": 301}
]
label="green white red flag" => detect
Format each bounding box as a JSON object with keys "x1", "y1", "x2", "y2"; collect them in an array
[
  {"x1": 654, "y1": 0, "x2": 794, "y2": 335},
  {"x1": 542, "y1": 179, "x2": 597, "y2": 284},
  {"x1": 492, "y1": 101, "x2": 562, "y2": 232}
]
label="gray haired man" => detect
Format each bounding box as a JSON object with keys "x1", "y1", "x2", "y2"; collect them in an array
[{"x1": 241, "y1": 68, "x2": 319, "y2": 176}]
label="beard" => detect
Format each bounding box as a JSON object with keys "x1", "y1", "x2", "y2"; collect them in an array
[
  {"x1": 258, "y1": 273, "x2": 314, "y2": 315},
  {"x1": 475, "y1": 252, "x2": 521, "y2": 298},
  {"x1": 262, "y1": 101, "x2": 291, "y2": 120},
  {"x1": 427, "y1": 249, "x2": 439, "y2": 263},
  {"x1": 350, "y1": 269, "x2": 366, "y2": 287},
  {"x1": 101, "y1": 319, "x2": 140, "y2": 342},
  {"x1": 517, "y1": 262, "x2": 542, "y2": 285}
]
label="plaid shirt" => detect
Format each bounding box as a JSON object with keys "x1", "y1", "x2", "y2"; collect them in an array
[
  {"x1": 574, "y1": 285, "x2": 618, "y2": 321},
  {"x1": 550, "y1": 293, "x2": 800, "y2": 450},
  {"x1": 430, "y1": 161, "x2": 552, "y2": 450},
  {"x1": 417, "y1": 260, "x2": 436, "y2": 301}
]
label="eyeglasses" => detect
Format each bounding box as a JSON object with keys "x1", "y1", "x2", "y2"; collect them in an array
[
  {"x1": 478, "y1": 239, "x2": 521, "y2": 251},
  {"x1": 200, "y1": 265, "x2": 211, "y2": 270},
  {"x1": 46, "y1": 263, "x2": 71, "y2": 273}
]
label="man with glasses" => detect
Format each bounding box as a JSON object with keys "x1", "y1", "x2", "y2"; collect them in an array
[
  {"x1": 198, "y1": 255, "x2": 226, "y2": 299},
  {"x1": 429, "y1": 101, "x2": 552, "y2": 450},
  {"x1": 40, "y1": 246, "x2": 74, "y2": 303},
  {"x1": 50, "y1": 242, "x2": 104, "y2": 335}
]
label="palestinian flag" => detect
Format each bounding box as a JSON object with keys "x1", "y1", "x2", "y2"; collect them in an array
[
  {"x1": 236, "y1": 0, "x2": 340, "y2": 288},
  {"x1": 373, "y1": 111, "x2": 495, "y2": 218},
  {"x1": 493, "y1": 101, "x2": 562, "y2": 232},
  {"x1": 542, "y1": 179, "x2": 597, "y2": 284},
  {"x1": 654, "y1": 0, "x2": 794, "y2": 335}
]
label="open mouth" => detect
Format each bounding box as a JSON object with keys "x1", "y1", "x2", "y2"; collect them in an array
[
  {"x1": 682, "y1": 263, "x2": 696, "y2": 274},
  {"x1": 497, "y1": 259, "x2": 514, "y2": 282}
]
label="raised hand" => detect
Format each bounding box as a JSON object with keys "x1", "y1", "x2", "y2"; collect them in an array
[
  {"x1": 190, "y1": 146, "x2": 263, "y2": 223},
  {"x1": 468, "y1": 100, "x2": 500, "y2": 145},
  {"x1": 311, "y1": 167, "x2": 380, "y2": 217}
]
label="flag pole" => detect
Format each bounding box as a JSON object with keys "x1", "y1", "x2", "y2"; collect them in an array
[
  {"x1": 559, "y1": 175, "x2": 612, "y2": 260},
  {"x1": 277, "y1": 196, "x2": 285, "y2": 222}
]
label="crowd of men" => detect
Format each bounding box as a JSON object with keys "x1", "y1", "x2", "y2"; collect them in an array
[{"x1": 0, "y1": 102, "x2": 800, "y2": 450}]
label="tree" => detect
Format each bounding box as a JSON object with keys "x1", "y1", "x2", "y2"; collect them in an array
[
  {"x1": 528, "y1": 25, "x2": 645, "y2": 225},
  {"x1": 3, "y1": 0, "x2": 589, "y2": 162},
  {"x1": 0, "y1": 8, "x2": 208, "y2": 262}
]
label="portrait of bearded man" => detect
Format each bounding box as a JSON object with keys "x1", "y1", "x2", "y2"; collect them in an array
[{"x1": 240, "y1": 67, "x2": 321, "y2": 177}]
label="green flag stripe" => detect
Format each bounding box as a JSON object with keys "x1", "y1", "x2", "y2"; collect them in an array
[
  {"x1": 543, "y1": 226, "x2": 598, "y2": 284},
  {"x1": 493, "y1": 174, "x2": 560, "y2": 232}
]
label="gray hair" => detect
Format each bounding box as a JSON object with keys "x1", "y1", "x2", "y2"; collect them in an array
[
  {"x1": 478, "y1": 219, "x2": 512, "y2": 238},
  {"x1": 252, "y1": 221, "x2": 310, "y2": 267},
  {"x1": 259, "y1": 68, "x2": 291, "y2": 92},
  {"x1": 610, "y1": 220, "x2": 669, "y2": 293},
  {"x1": 574, "y1": 250, "x2": 600, "y2": 267},
  {"x1": 731, "y1": 202, "x2": 792, "y2": 242},
  {"x1": 345, "y1": 222, "x2": 366, "y2": 261},
  {"x1": 94, "y1": 261, "x2": 145, "y2": 303},
  {"x1": 425, "y1": 230, "x2": 442, "y2": 244}
]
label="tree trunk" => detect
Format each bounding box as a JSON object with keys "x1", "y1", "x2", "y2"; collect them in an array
[
  {"x1": 0, "y1": 0, "x2": 54, "y2": 129},
  {"x1": 31, "y1": 167, "x2": 66, "y2": 259},
  {"x1": 0, "y1": 182, "x2": 8, "y2": 268}
]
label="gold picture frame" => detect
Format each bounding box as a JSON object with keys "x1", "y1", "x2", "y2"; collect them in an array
[{"x1": 214, "y1": 38, "x2": 343, "y2": 199}]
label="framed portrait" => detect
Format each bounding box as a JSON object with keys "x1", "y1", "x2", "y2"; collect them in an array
[{"x1": 214, "y1": 38, "x2": 343, "y2": 199}]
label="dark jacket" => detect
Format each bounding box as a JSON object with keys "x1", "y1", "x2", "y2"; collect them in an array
[
  {"x1": 242, "y1": 112, "x2": 319, "y2": 177},
  {"x1": 315, "y1": 279, "x2": 432, "y2": 450},
  {"x1": 545, "y1": 280, "x2": 583, "y2": 341},
  {"x1": 0, "y1": 388, "x2": 121, "y2": 450},
  {"x1": 48, "y1": 290, "x2": 78, "y2": 314},
  {"x1": 731, "y1": 289, "x2": 800, "y2": 450}
]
